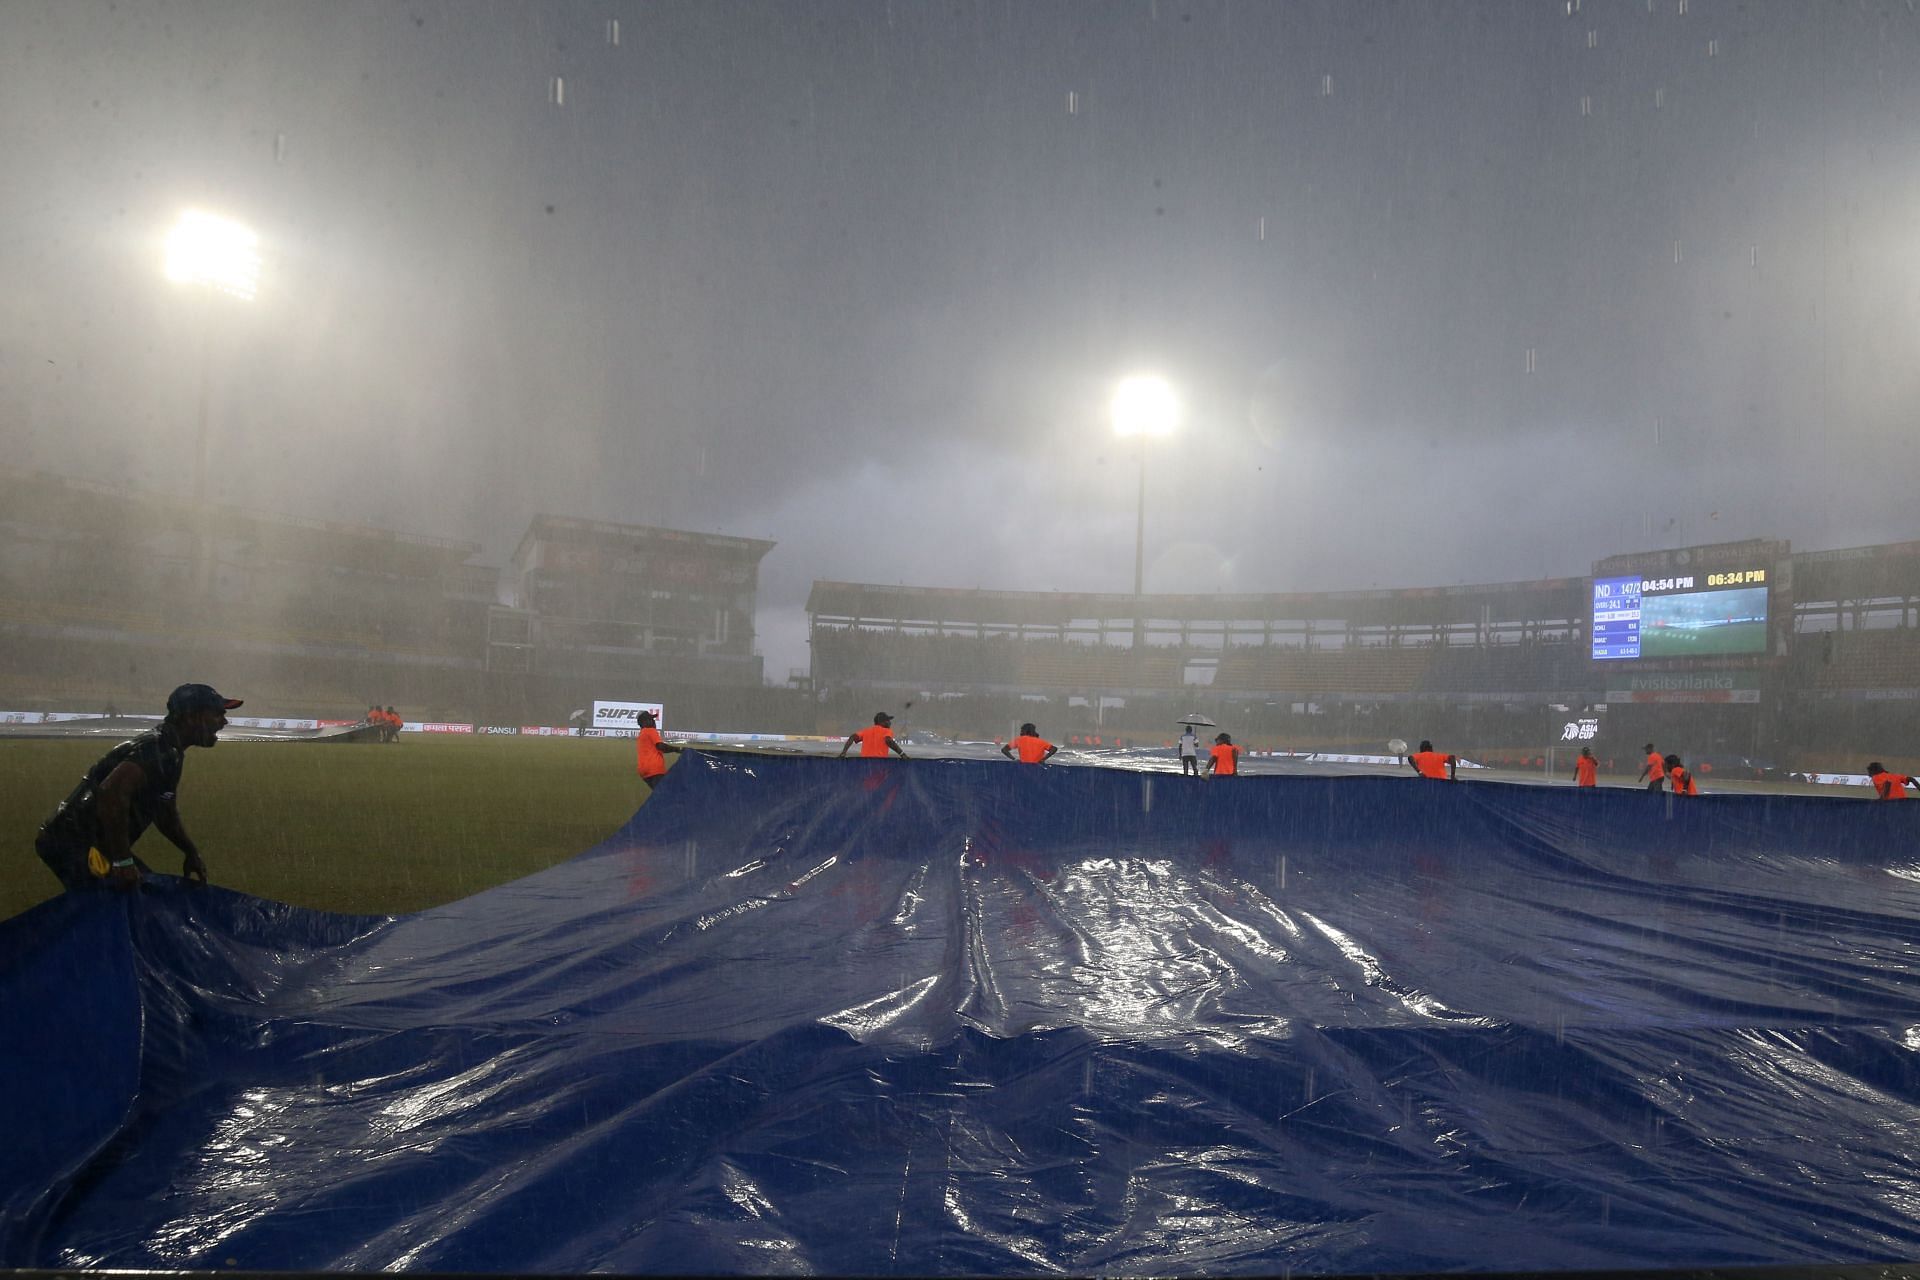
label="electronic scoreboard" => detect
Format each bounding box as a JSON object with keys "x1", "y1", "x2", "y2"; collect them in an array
[{"x1": 1591, "y1": 568, "x2": 1769, "y2": 661}]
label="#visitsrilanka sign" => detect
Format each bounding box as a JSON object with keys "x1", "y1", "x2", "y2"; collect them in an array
[{"x1": 1603, "y1": 671, "x2": 1761, "y2": 704}]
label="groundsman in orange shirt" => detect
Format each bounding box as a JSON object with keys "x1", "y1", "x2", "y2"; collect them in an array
[
  {"x1": 1868, "y1": 762, "x2": 1915, "y2": 800},
  {"x1": 1406, "y1": 740, "x2": 1457, "y2": 781},
  {"x1": 1572, "y1": 746, "x2": 1598, "y2": 788},
  {"x1": 839, "y1": 711, "x2": 909, "y2": 760},
  {"x1": 1001, "y1": 723, "x2": 1058, "y2": 764},
  {"x1": 635, "y1": 709, "x2": 681, "y2": 787}
]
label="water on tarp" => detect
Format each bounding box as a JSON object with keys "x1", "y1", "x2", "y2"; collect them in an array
[{"x1": 6, "y1": 749, "x2": 1920, "y2": 1273}]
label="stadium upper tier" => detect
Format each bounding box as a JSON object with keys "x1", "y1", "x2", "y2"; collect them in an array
[
  {"x1": 809, "y1": 538, "x2": 1920, "y2": 701},
  {"x1": 807, "y1": 576, "x2": 1588, "y2": 633}
]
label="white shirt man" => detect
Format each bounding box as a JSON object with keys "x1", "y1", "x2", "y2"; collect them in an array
[{"x1": 1178, "y1": 727, "x2": 1200, "y2": 776}]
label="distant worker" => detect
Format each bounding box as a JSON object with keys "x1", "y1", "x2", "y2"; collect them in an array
[
  {"x1": 1406, "y1": 740, "x2": 1458, "y2": 781},
  {"x1": 1664, "y1": 753, "x2": 1698, "y2": 796},
  {"x1": 33, "y1": 683, "x2": 239, "y2": 892},
  {"x1": 1208, "y1": 732, "x2": 1241, "y2": 777},
  {"x1": 1867, "y1": 763, "x2": 1915, "y2": 800},
  {"x1": 840, "y1": 711, "x2": 908, "y2": 760},
  {"x1": 1000, "y1": 723, "x2": 1058, "y2": 764},
  {"x1": 635, "y1": 710, "x2": 681, "y2": 789},
  {"x1": 1637, "y1": 743, "x2": 1667, "y2": 792},
  {"x1": 384, "y1": 706, "x2": 401, "y2": 743},
  {"x1": 1178, "y1": 725, "x2": 1200, "y2": 776},
  {"x1": 1572, "y1": 746, "x2": 1599, "y2": 788}
]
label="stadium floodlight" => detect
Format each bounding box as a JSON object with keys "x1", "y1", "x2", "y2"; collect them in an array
[
  {"x1": 1109, "y1": 374, "x2": 1181, "y2": 439},
  {"x1": 163, "y1": 208, "x2": 261, "y2": 596},
  {"x1": 163, "y1": 209, "x2": 261, "y2": 302}
]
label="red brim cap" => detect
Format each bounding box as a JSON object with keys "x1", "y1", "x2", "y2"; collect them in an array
[{"x1": 223, "y1": 698, "x2": 245, "y2": 709}]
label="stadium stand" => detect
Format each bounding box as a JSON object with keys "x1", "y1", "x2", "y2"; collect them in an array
[
  {"x1": 809, "y1": 539, "x2": 1920, "y2": 767},
  {"x1": 0, "y1": 469, "x2": 804, "y2": 730}
]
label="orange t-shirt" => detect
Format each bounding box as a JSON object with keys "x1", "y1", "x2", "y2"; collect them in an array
[
  {"x1": 1209, "y1": 743, "x2": 1239, "y2": 775},
  {"x1": 855, "y1": 724, "x2": 896, "y2": 758},
  {"x1": 636, "y1": 726, "x2": 667, "y2": 778},
  {"x1": 1645, "y1": 751, "x2": 1666, "y2": 781},
  {"x1": 1575, "y1": 755, "x2": 1598, "y2": 787},
  {"x1": 1875, "y1": 773, "x2": 1913, "y2": 800},
  {"x1": 1010, "y1": 734, "x2": 1054, "y2": 763},
  {"x1": 1669, "y1": 767, "x2": 1697, "y2": 796},
  {"x1": 1411, "y1": 750, "x2": 1453, "y2": 780}
]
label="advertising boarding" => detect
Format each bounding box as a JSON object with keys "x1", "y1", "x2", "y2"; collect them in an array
[{"x1": 592, "y1": 700, "x2": 665, "y2": 730}]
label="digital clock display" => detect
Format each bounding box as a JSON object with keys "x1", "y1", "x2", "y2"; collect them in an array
[{"x1": 1592, "y1": 568, "x2": 1769, "y2": 660}]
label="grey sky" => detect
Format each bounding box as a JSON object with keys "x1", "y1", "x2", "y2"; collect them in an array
[{"x1": 4, "y1": 0, "x2": 1917, "y2": 677}]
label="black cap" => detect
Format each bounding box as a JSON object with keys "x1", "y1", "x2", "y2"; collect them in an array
[
  {"x1": 874, "y1": 711, "x2": 894, "y2": 725},
  {"x1": 168, "y1": 683, "x2": 242, "y2": 716}
]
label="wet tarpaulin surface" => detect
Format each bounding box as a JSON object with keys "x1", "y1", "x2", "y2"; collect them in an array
[{"x1": 6, "y1": 752, "x2": 1920, "y2": 1275}]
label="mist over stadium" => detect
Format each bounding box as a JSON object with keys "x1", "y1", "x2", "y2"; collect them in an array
[
  {"x1": 5, "y1": 0, "x2": 1919, "y2": 773},
  {"x1": 8, "y1": 1, "x2": 1920, "y2": 1276}
]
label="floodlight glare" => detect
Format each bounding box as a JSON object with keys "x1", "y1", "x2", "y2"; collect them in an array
[
  {"x1": 1110, "y1": 374, "x2": 1180, "y2": 439},
  {"x1": 163, "y1": 209, "x2": 261, "y2": 302}
]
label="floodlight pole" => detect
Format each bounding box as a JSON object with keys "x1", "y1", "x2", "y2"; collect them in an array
[
  {"x1": 1132, "y1": 441, "x2": 1146, "y2": 651},
  {"x1": 193, "y1": 295, "x2": 212, "y2": 506},
  {"x1": 192, "y1": 293, "x2": 215, "y2": 596}
]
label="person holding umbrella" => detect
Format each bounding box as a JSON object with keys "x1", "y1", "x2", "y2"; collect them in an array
[{"x1": 1176, "y1": 713, "x2": 1215, "y2": 777}]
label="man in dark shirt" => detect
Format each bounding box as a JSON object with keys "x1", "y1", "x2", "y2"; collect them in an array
[{"x1": 34, "y1": 683, "x2": 241, "y2": 891}]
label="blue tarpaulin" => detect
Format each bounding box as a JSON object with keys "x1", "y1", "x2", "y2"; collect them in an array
[{"x1": 6, "y1": 750, "x2": 1920, "y2": 1274}]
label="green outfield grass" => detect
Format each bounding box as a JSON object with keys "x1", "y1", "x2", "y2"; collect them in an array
[{"x1": 1, "y1": 735, "x2": 651, "y2": 923}]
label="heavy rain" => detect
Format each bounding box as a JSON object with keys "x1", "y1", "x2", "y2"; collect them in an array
[{"x1": 5, "y1": 2, "x2": 1920, "y2": 1275}]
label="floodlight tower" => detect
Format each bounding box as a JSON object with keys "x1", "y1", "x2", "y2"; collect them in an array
[
  {"x1": 162, "y1": 209, "x2": 259, "y2": 593},
  {"x1": 1110, "y1": 374, "x2": 1181, "y2": 651}
]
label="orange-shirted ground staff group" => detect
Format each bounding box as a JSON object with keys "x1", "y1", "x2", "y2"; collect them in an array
[{"x1": 816, "y1": 711, "x2": 1914, "y2": 802}]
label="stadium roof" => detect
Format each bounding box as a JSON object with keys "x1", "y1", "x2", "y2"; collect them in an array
[{"x1": 512, "y1": 514, "x2": 775, "y2": 568}]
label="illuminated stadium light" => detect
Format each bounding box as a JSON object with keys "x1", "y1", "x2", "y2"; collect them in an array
[
  {"x1": 1109, "y1": 374, "x2": 1181, "y2": 439},
  {"x1": 162, "y1": 209, "x2": 261, "y2": 302}
]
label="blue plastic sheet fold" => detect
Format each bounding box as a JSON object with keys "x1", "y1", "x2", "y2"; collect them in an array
[{"x1": 6, "y1": 751, "x2": 1920, "y2": 1273}]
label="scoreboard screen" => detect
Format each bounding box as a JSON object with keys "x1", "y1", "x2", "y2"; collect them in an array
[{"x1": 1591, "y1": 569, "x2": 1770, "y2": 660}]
